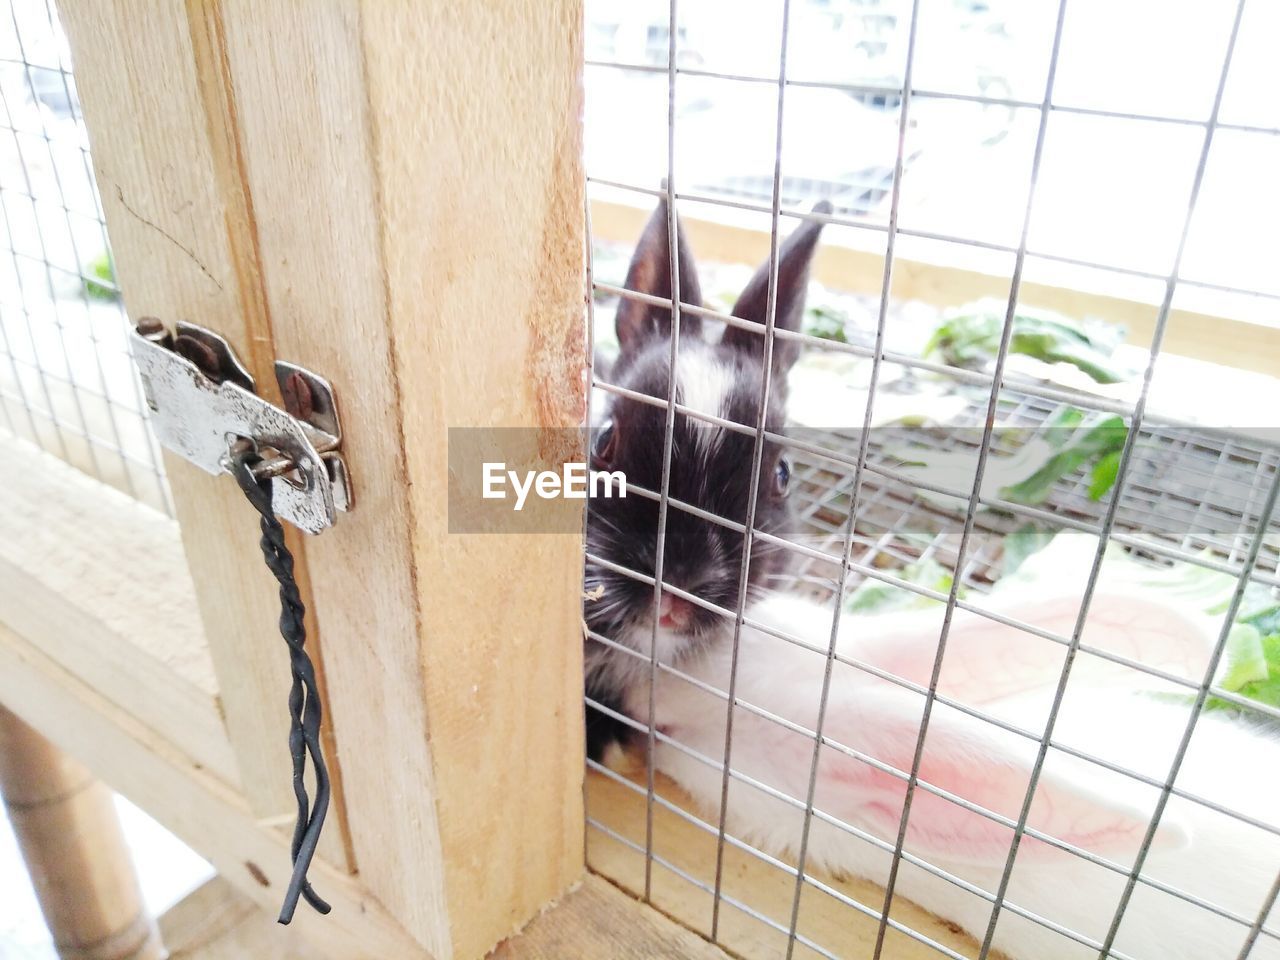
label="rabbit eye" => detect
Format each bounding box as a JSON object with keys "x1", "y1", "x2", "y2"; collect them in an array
[
  {"x1": 592, "y1": 422, "x2": 617, "y2": 469},
  {"x1": 772, "y1": 455, "x2": 792, "y2": 498}
]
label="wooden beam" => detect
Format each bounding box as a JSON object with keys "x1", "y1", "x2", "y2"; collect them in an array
[
  {"x1": 493, "y1": 874, "x2": 733, "y2": 960},
  {"x1": 585, "y1": 768, "x2": 997, "y2": 960},
  {"x1": 332, "y1": 5, "x2": 589, "y2": 955},
  {"x1": 159, "y1": 873, "x2": 732, "y2": 960},
  {"x1": 159, "y1": 877, "x2": 323, "y2": 960},
  {"x1": 590, "y1": 197, "x2": 1280, "y2": 379},
  {"x1": 55, "y1": 0, "x2": 329, "y2": 837},
  {"x1": 0, "y1": 621, "x2": 741, "y2": 960},
  {"x1": 206, "y1": 2, "x2": 588, "y2": 956},
  {"x1": 195, "y1": 1, "x2": 448, "y2": 944},
  {"x1": 61, "y1": 1, "x2": 587, "y2": 957},
  {"x1": 0, "y1": 441, "x2": 236, "y2": 787}
]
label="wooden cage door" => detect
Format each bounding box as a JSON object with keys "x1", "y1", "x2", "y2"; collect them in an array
[{"x1": 46, "y1": 2, "x2": 588, "y2": 957}]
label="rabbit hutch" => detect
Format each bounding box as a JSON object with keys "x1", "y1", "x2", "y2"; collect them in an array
[{"x1": 1, "y1": 0, "x2": 1278, "y2": 959}]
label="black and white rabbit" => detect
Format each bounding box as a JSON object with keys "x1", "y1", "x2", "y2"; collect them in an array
[
  {"x1": 584, "y1": 196, "x2": 827, "y2": 759},
  {"x1": 584, "y1": 201, "x2": 1280, "y2": 960}
]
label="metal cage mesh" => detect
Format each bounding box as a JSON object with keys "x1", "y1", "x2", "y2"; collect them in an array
[
  {"x1": 1, "y1": 0, "x2": 171, "y2": 515},
  {"x1": 582, "y1": 1, "x2": 1280, "y2": 958}
]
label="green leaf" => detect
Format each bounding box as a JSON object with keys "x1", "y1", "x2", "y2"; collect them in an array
[
  {"x1": 805, "y1": 305, "x2": 849, "y2": 343},
  {"x1": 1088, "y1": 450, "x2": 1122, "y2": 500},
  {"x1": 1200, "y1": 634, "x2": 1280, "y2": 713},
  {"x1": 1235, "y1": 634, "x2": 1280, "y2": 708},
  {"x1": 879, "y1": 411, "x2": 1128, "y2": 512},
  {"x1": 999, "y1": 415, "x2": 1128, "y2": 505},
  {"x1": 1219, "y1": 624, "x2": 1269, "y2": 691},
  {"x1": 1043, "y1": 405, "x2": 1086, "y2": 441},
  {"x1": 1012, "y1": 330, "x2": 1129, "y2": 384},
  {"x1": 1241, "y1": 604, "x2": 1280, "y2": 637},
  {"x1": 925, "y1": 304, "x2": 1131, "y2": 384},
  {"x1": 83, "y1": 251, "x2": 118, "y2": 301},
  {"x1": 845, "y1": 557, "x2": 959, "y2": 614}
]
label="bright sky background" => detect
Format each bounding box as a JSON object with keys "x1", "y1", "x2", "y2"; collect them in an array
[{"x1": 584, "y1": 0, "x2": 1279, "y2": 317}]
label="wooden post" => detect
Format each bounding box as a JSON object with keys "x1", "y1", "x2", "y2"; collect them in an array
[
  {"x1": 59, "y1": 2, "x2": 587, "y2": 958},
  {"x1": 0, "y1": 706, "x2": 165, "y2": 960}
]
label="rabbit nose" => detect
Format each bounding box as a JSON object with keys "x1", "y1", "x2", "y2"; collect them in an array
[{"x1": 658, "y1": 594, "x2": 694, "y2": 630}]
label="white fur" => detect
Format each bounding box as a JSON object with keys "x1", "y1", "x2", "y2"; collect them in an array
[
  {"x1": 628, "y1": 592, "x2": 1280, "y2": 960},
  {"x1": 677, "y1": 348, "x2": 733, "y2": 459},
  {"x1": 587, "y1": 613, "x2": 708, "y2": 705}
]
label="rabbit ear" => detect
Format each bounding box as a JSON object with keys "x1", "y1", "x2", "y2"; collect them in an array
[
  {"x1": 816, "y1": 686, "x2": 1189, "y2": 866},
  {"x1": 615, "y1": 196, "x2": 703, "y2": 358},
  {"x1": 721, "y1": 200, "x2": 831, "y2": 375},
  {"x1": 853, "y1": 590, "x2": 1216, "y2": 708}
]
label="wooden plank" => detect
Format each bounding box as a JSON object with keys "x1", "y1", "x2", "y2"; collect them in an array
[
  {"x1": 55, "y1": 0, "x2": 315, "y2": 828},
  {"x1": 590, "y1": 197, "x2": 1280, "y2": 378},
  {"x1": 159, "y1": 877, "x2": 323, "y2": 960},
  {"x1": 158, "y1": 872, "x2": 731, "y2": 960},
  {"x1": 585, "y1": 768, "x2": 999, "y2": 960},
  {"x1": 351, "y1": 5, "x2": 588, "y2": 954},
  {"x1": 199, "y1": 0, "x2": 432, "y2": 919},
  {"x1": 492, "y1": 874, "x2": 732, "y2": 960},
  {"x1": 160, "y1": 878, "x2": 261, "y2": 959},
  {"x1": 204, "y1": 3, "x2": 588, "y2": 957},
  {"x1": 0, "y1": 621, "x2": 429, "y2": 960},
  {"x1": 159, "y1": 874, "x2": 730, "y2": 960},
  {"x1": 0, "y1": 441, "x2": 237, "y2": 787}
]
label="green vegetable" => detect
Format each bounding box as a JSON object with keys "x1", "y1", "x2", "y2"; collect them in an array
[
  {"x1": 1043, "y1": 405, "x2": 1086, "y2": 435},
  {"x1": 999, "y1": 414, "x2": 1128, "y2": 505},
  {"x1": 1215, "y1": 605, "x2": 1280, "y2": 711},
  {"x1": 83, "y1": 251, "x2": 118, "y2": 301},
  {"x1": 881, "y1": 404, "x2": 1131, "y2": 511},
  {"x1": 1229, "y1": 634, "x2": 1280, "y2": 709},
  {"x1": 925, "y1": 303, "x2": 1130, "y2": 384},
  {"x1": 805, "y1": 304, "x2": 850, "y2": 343},
  {"x1": 1241, "y1": 604, "x2": 1280, "y2": 637},
  {"x1": 1219, "y1": 624, "x2": 1269, "y2": 691},
  {"x1": 1088, "y1": 450, "x2": 1122, "y2": 501},
  {"x1": 845, "y1": 557, "x2": 960, "y2": 614}
]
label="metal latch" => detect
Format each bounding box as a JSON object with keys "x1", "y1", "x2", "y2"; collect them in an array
[{"x1": 130, "y1": 318, "x2": 352, "y2": 534}]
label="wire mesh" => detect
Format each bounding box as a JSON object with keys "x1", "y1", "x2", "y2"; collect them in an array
[
  {"x1": 581, "y1": 1, "x2": 1280, "y2": 958},
  {"x1": 0, "y1": 0, "x2": 171, "y2": 515}
]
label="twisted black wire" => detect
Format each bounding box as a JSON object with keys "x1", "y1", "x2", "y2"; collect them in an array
[{"x1": 230, "y1": 449, "x2": 332, "y2": 924}]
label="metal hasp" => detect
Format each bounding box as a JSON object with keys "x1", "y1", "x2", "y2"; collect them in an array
[{"x1": 129, "y1": 318, "x2": 353, "y2": 534}]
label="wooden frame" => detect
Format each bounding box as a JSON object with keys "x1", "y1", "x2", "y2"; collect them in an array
[
  {"x1": 590, "y1": 193, "x2": 1280, "y2": 379},
  {"x1": 0, "y1": 443, "x2": 745, "y2": 960},
  {"x1": 0, "y1": 1, "x2": 589, "y2": 957}
]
